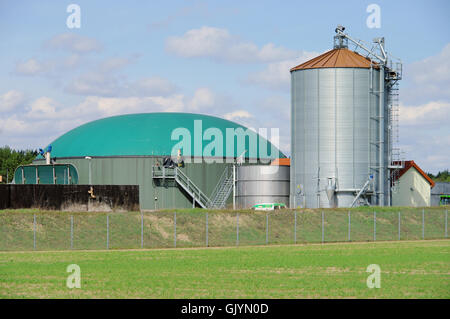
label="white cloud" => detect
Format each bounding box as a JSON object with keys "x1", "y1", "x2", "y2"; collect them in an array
[
  {"x1": 99, "y1": 56, "x2": 139, "y2": 73},
  {"x1": 257, "y1": 43, "x2": 300, "y2": 62},
  {"x1": 166, "y1": 26, "x2": 228, "y2": 57},
  {"x1": 15, "y1": 55, "x2": 84, "y2": 77},
  {"x1": 0, "y1": 116, "x2": 30, "y2": 134},
  {"x1": 92, "y1": 96, "x2": 182, "y2": 116},
  {"x1": 66, "y1": 72, "x2": 124, "y2": 97},
  {"x1": 64, "y1": 54, "x2": 82, "y2": 68},
  {"x1": 402, "y1": 43, "x2": 450, "y2": 104},
  {"x1": 66, "y1": 73, "x2": 179, "y2": 98},
  {"x1": 408, "y1": 44, "x2": 450, "y2": 84},
  {"x1": 399, "y1": 101, "x2": 450, "y2": 126},
  {"x1": 0, "y1": 93, "x2": 189, "y2": 149},
  {"x1": 188, "y1": 88, "x2": 215, "y2": 111},
  {"x1": 130, "y1": 77, "x2": 178, "y2": 97},
  {"x1": 223, "y1": 110, "x2": 252, "y2": 121},
  {"x1": 69, "y1": 94, "x2": 186, "y2": 118},
  {"x1": 398, "y1": 101, "x2": 449, "y2": 174},
  {"x1": 166, "y1": 26, "x2": 299, "y2": 63},
  {"x1": 148, "y1": 2, "x2": 209, "y2": 31},
  {"x1": 45, "y1": 33, "x2": 102, "y2": 53},
  {"x1": 15, "y1": 58, "x2": 44, "y2": 76},
  {"x1": 0, "y1": 90, "x2": 25, "y2": 112},
  {"x1": 396, "y1": 43, "x2": 450, "y2": 173},
  {"x1": 26, "y1": 97, "x2": 59, "y2": 119},
  {"x1": 246, "y1": 53, "x2": 318, "y2": 91},
  {"x1": 63, "y1": 54, "x2": 178, "y2": 98},
  {"x1": 14, "y1": 34, "x2": 102, "y2": 78},
  {"x1": 399, "y1": 127, "x2": 450, "y2": 174},
  {"x1": 398, "y1": 100, "x2": 450, "y2": 174}
]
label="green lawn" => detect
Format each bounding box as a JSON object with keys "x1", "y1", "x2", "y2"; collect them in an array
[{"x1": 0, "y1": 240, "x2": 448, "y2": 298}]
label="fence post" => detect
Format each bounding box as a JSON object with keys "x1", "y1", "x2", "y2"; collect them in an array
[
  {"x1": 321, "y1": 211, "x2": 324, "y2": 243},
  {"x1": 374, "y1": 211, "x2": 376, "y2": 241},
  {"x1": 106, "y1": 214, "x2": 109, "y2": 250},
  {"x1": 236, "y1": 213, "x2": 239, "y2": 246},
  {"x1": 206, "y1": 212, "x2": 208, "y2": 247},
  {"x1": 446, "y1": 209, "x2": 448, "y2": 239},
  {"x1": 141, "y1": 211, "x2": 144, "y2": 249},
  {"x1": 33, "y1": 214, "x2": 36, "y2": 250},
  {"x1": 70, "y1": 215, "x2": 74, "y2": 250},
  {"x1": 294, "y1": 211, "x2": 297, "y2": 244},
  {"x1": 348, "y1": 211, "x2": 351, "y2": 242},
  {"x1": 266, "y1": 213, "x2": 269, "y2": 245},
  {"x1": 398, "y1": 211, "x2": 401, "y2": 241},
  {"x1": 174, "y1": 212, "x2": 177, "y2": 248},
  {"x1": 422, "y1": 208, "x2": 425, "y2": 240}
]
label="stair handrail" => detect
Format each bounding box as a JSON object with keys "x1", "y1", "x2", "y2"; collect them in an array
[
  {"x1": 209, "y1": 165, "x2": 234, "y2": 208},
  {"x1": 213, "y1": 178, "x2": 234, "y2": 209},
  {"x1": 174, "y1": 167, "x2": 211, "y2": 207},
  {"x1": 209, "y1": 165, "x2": 232, "y2": 206}
]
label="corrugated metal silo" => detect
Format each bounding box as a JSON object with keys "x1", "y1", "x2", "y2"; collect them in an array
[{"x1": 290, "y1": 38, "x2": 391, "y2": 208}]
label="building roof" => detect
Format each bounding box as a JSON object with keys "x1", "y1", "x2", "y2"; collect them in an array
[
  {"x1": 393, "y1": 160, "x2": 435, "y2": 188},
  {"x1": 37, "y1": 113, "x2": 285, "y2": 159},
  {"x1": 270, "y1": 158, "x2": 290, "y2": 166},
  {"x1": 431, "y1": 182, "x2": 450, "y2": 195},
  {"x1": 290, "y1": 48, "x2": 378, "y2": 72}
]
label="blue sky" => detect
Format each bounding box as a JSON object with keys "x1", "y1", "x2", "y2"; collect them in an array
[{"x1": 0, "y1": 0, "x2": 449, "y2": 173}]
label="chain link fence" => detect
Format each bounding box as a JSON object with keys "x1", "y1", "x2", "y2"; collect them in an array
[{"x1": 0, "y1": 209, "x2": 447, "y2": 251}]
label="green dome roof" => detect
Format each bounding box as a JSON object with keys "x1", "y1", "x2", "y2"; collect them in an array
[{"x1": 41, "y1": 113, "x2": 285, "y2": 159}]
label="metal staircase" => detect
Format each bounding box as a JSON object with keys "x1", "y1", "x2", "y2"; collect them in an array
[
  {"x1": 152, "y1": 166, "x2": 210, "y2": 208},
  {"x1": 208, "y1": 165, "x2": 233, "y2": 209},
  {"x1": 152, "y1": 165, "x2": 234, "y2": 209}
]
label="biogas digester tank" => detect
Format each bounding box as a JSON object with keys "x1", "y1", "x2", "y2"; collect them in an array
[{"x1": 290, "y1": 46, "x2": 390, "y2": 208}]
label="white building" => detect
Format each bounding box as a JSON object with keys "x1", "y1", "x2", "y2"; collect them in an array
[{"x1": 392, "y1": 161, "x2": 435, "y2": 207}]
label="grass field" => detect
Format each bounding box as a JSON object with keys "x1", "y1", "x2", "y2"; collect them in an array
[{"x1": 0, "y1": 240, "x2": 448, "y2": 298}]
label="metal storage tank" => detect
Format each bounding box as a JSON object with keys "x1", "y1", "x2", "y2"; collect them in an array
[
  {"x1": 290, "y1": 33, "x2": 392, "y2": 208},
  {"x1": 236, "y1": 165, "x2": 290, "y2": 208}
]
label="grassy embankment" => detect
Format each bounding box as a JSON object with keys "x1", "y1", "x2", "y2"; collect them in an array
[{"x1": 0, "y1": 207, "x2": 447, "y2": 251}]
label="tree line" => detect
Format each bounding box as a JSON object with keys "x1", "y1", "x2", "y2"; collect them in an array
[
  {"x1": 0, "y1": 146, "x2": 38, "y2": 183},
  {"x1": 427, "y1": 170, "x2": 450, "y2": 183}
]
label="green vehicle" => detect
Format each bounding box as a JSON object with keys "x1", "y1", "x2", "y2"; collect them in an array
[
  {"x1": 251, "y1": 203, "x2": 287, "y2": 211},
  {"x1": 440, "y1": 195, "x2": 450, "y2": 206}
]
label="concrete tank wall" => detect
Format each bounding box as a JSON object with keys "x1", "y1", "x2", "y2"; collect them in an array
[
  {"x1": 290, "y1": 67, "x2": 389, "y2": 208},
  {"x1": 236, "y1": 165, "x2": 290, "y2": 208}
]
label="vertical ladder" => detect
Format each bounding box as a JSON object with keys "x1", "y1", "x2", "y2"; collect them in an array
[
  {"x1": 368, "y1": 64, "x2": 381, "y2": 202},
  {"x1": 387, "y1": 61, "x2": 403, "y2": 193},
  {"x1": 388, "y1": 80, "x2": 401, "y2": 193}
]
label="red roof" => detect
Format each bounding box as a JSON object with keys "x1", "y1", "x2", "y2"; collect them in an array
[
  {"x1": 392, "y1": 160, "x2": 435, "y2": 188},
  {"x1": 270, "y1": 158, "x2": 290, "y2": 166},
  {"x1": 290, "y1": 48, "x2": 379, "y2": 72}
]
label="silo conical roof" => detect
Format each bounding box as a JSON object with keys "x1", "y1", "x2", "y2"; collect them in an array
[{"x1": 290, "y1": 48, "x2": 378, "y2": 71}]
